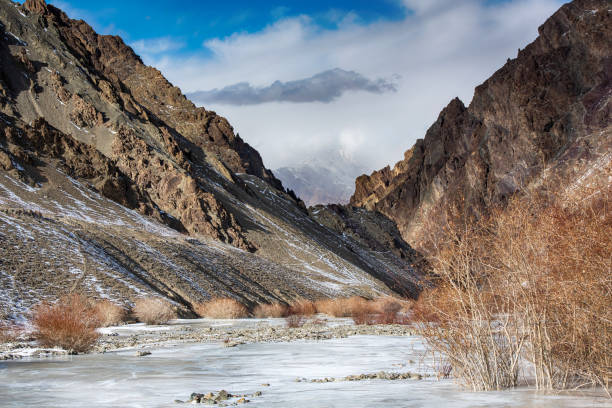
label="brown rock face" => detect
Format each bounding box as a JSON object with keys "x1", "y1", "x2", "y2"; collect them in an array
[
  {"x1": 351, "y1": 0, "x2": 611, "y2": 248},
  {"x1": 0, "y1": 116, "x2": 170, "y2": 223},
  {"x1": 110, "y1": 128, "x2": 253, "y2": 250},
  {"x1": 5, "y1": 0, "x2": 287, "y2": 249},
  {"x1": 23, "y1": 0, "x2": 47, "y2": 14},
  {"x1": 29, "y1": 1, "x2": 282, "y2": 189}
]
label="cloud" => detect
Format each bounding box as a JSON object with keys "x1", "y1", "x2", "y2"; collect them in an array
[
  {"x1": 339, "y1": 128, "x2": 366, "y2": 161},
  {"x1": 130, "y1": 37, "x2": 185, "y2": 56},
  {"x1": 148, "y1": 0, "x2": 563, "y2": 173},
  {"x1": 187, "y1": 68, "x2": 397, "y2": 105}
]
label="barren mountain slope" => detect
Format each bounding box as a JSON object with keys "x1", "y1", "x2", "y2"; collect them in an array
[
  {"x1": 350, "y1": 0, "x2": 611, "y2": 249},
  {"x1": 0, "y1": 0, "x2": 420, "y2": 320}
]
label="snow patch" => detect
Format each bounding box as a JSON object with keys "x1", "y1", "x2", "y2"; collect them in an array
[{"x1": 6, "y1": 32, "x2": 27, "y2": 46}]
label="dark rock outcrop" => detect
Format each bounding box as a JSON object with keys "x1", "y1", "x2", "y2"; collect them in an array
[{"x1": 351, "y1": 0, "x2": 611, "y2": 248}]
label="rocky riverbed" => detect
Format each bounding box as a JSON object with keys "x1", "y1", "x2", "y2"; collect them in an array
[
  {"x1": 94, "y1": 317, "x2": 417, "y2": 354},
  {"x1": 0, "y1": 316, "x2": 416, "y2": 359}
]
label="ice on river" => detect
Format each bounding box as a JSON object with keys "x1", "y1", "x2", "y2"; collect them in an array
[{"x1": 0, "y1": 335, "x2": 610, "y2": 408}]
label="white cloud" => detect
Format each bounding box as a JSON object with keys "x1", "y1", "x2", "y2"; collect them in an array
[
  {"x1": 339, "y1": 128, "x2": 366, "y2": 162},
  {"x1": 145, "y1": 0, "x2": 563, "y2": 173},
  {"x1": 130, "y1": 37, "x2": 185, "y2": 57}
]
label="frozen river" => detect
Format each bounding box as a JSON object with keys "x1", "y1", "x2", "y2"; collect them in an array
[{"x1": 0, "y1": 334, "x2": 610, "y2": 407}]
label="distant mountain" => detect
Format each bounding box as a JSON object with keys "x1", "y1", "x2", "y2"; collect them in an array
[
  {"x1": 275, "y1": 153, "x2": 367, "y2": 207},
  {"x1": 350, "y1": 0, "x2": 611, "y2": 250},
  {"x1": 0, "y1": 0, "x2": 421, "y2": 320}
]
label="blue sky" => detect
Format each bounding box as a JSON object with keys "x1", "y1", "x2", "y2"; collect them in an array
[
  {"x1": 48, "y1": 0, "x2": 517, "y2": 59},
  {"x1": 48, "y1": 0, "x2": 408, "y2": 55},
  {"x1": 43, "y1": 0, "x2": 564, "y2": 174}
]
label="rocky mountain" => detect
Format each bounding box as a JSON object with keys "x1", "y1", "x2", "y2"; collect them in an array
[
  {"x1": 0, "y1": 0, "x2": 421, "y2": 320},
  {"x1": 275, "y1": 153, "x2": 367, "y2": 207},
  {"x1": 350, "y1": 0, "x2": 611, "y2": 250}
]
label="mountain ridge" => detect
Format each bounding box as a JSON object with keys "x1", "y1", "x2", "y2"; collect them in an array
[{"x1": 350, "y1": 0, "x2": 611, "y2": 249}]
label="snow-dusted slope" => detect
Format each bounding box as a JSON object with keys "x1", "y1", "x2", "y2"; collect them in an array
[{"x1": 0, "y1": 0, "x2": 420, "y2": 320}]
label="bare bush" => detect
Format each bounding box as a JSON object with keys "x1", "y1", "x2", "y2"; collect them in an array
[
  {"x1": 489, "y1": 183, "x2": 611, "y2": 392},
  {"x1": 352, "y1": 308, "x2": 374, "y2": 325},
  {"x1": 31, "y1": 294, "x2": 100, "y2": 353},
  {"x1": 94, "y1": 300, "x2": 127, "y2": 327},
  {"x1": 418, "y1": 174, "x2": 611, "y2": 393},
  {"x1": 288, "y1": 299, "x2": 316, "y2": 316},
  {"x1": 410, "y1": 289, "x2": 442, "y2": 323},
  {"x1": 133, "y1": 298, "x2": 176, "y2": 325},
  {"x1": 372, "y1": 296, "x2": 405, "y2": 324},
  {"x1": 252, "y1": 303, "x2": 288, "y2": 318},
  {"x1": 286, "y1": 315, "x2": 306, "y2": 328},
  {"x1": 195, "y1": 298, "x2": 248, "y2": 319}
]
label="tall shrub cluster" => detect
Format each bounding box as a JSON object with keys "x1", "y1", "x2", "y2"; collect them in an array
[{"x1": 417, "y1": 176, "x2": 611, "y2": 393}]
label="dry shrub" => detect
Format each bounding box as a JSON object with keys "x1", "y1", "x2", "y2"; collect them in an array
[
  {"x1": 371, "y1": 296, "x2": 405, "y2": 324},
  {"x1": 346, "y1": 296, "x2": 374, "y2": 317},
  {"x1": 418, "y1": 174, "x2": 611, "y2": 392},
  {"x1": 252, "y1": 303, "x2": 288, "y2": 318},
  {"x1": 286, "y1": 314, "x2": 306, "y2": 328},
  {"x1": 350, "y1": 297, "x2": 376, "y2": 324},
  {"x1": 133, "y1": 298, "x2": 176, "y2": 325},
  {"x1": 417, "y1": 221, "x2": 525, "y2": 391},
  {"x1": 371, "y1": 297, "x2": 403, "y2": 314},
  {"x1": 32, "y1": 294, "x2": 100, "y2": 353},
  {"x1": 314, "y1": 298, "x2": 346, "y2": 317},
  {"x1": 94, "y1": 300, "x2": 126, "y2": 327},
  {"x1": 0, "y1": 322, "x2": 25, "y2": 343},
  {"x1": 288, "y1": 299, "x2": 316, "y2": 316},
  {"x1": 195, "y1": 298, "x2": 248, "y2": 319},
  {"x1": 489, "y1": 183, "x2": 611, "y2": 392},
  {"x1": 349, "y1": 296, "x2": 412, "y2": 325},
  {"x1": 315, "y1": 296, "x2": 373, "y2": 318},
  {"x1": 410, "y1": 289, "x2": 442, "y2": 323},
  {"x1": 352, "y1": 308, "x2": 375, "y2": 325}
]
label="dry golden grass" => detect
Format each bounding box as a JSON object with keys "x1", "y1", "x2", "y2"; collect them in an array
[
  {"x1": 31, "y1": 294, "x2": 100, "y2": 353},
  {"x1": 372, "y1": 296, "x2": 405, "y2": 314},
  {"x1": 288, "y1": 299, "x2": 316, "y2": 316},
  {"x1": 195, "y1": 298, "x2": 248, "y2": 319},
  {"x1": 133, "y1": 298, "x2": 176, "y2": 325},
  {"x1": 94, "y1": 300, "x2": 127, "y2": 327},
  {"x1": 314, "y1": 298, "x2": 348, "y2": 317},
  {"x1": 312, "y1": 296, "x2": 412, "y2": 324},
  {"x1": 315, "y1": 296, "x2": 377, "y2": 318},
  {"x1": 252, "y1": 303, "x2": 288, "y2": 318},
  {"x1": 314, "y1": 298, "x2": 342, "y2": 317},
  {"x1": 417, "y1": 173, "x2": 611, "y2": 392}
]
